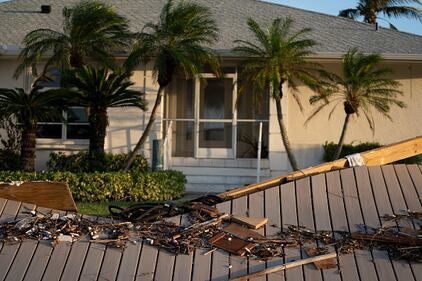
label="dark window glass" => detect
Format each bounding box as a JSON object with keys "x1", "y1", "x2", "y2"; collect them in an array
[
  {"x1": 36, "y1": 68, "x2": 61, "y2": 88},
  {"x1": 67, "y1": 124, "x2": 90, "y2": 139},
  {"x1": 67, "y1": 108, "x2": 88, "y2": 123},
  {"x1": 236, "y1": 122, "x2": 269, "y2": 158},
  {"x1": 37, "y1": 124, "x2": 62, "y2": 139}
]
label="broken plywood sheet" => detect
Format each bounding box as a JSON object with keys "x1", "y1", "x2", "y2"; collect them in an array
[
  {"x1": 208, "y1": 232, "x2": 254, "y2": 256},
  {"x1": 223, "y1": 223, "x2": 264, "y2": 240},
  {"x1": 305, "y1": 247, "x2": 337, "y2": 270}
]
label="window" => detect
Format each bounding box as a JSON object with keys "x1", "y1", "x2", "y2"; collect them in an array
[
  {"x1": 37, "y1": 107, "x2": 89, "y2": 140},
  {"x1": 165, "y1": 70, "x2": 269, "y2": 159}
]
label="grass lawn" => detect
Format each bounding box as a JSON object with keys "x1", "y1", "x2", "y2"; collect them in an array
[{"x1": 76, "y1": 201, "x2": 136, "y2": 216}]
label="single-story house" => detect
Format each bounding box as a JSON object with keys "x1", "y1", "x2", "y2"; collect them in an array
[{"x1": 1, "y1": 0, "x2": 422, "y2": 192}]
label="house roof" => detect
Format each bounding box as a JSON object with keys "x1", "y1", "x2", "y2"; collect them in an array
[
  {"x1": 0, "y1": 164, "x2": 421, "y2": 280},
  {"x1": 1, "y1": 0, "x2": 422, "y2": 57}
]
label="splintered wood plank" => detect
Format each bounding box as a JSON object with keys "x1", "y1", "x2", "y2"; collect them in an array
[
  {"x1": 135, "y1": 243, "x2": 157, "y2": 281},
  {"x1": 60, "y1": 241, "x2": 91, "y2": 281},
  {"x1": 98, "y1": 247, "x2": 122, "y2": 281},
  {"x1": 210, "y1": 200, "x2": 231, "y2": 281},
  {"x1": 173, "y1": 215, "x2": 193, "y2": 281},
  {"x1": 116, "y1": 242, "x2": 142, "y2": 281},
  {"x1": 0, "y1": 200, "x2": 22, "y2": 280},
  {"x1": 339, "y1": 168, "x2": 379, "y2": 281},
  {"x1": 21, "y1": 208, "x2": 59, "y2": 281},
  {"x1": 394, "y1": 165, "x2": 421, "y2": 210},
  {"x1": 296, "y1": 177, "x2": 323, "y2": 281},
  {"x1": 280, "y1": 182, "x2": 303, "y2": 281},
  {"x1": 382, "y1": 165, "x2": 422, "y2": 281},
  {"x1": 41, "y1": 208, "x2": 72, "y2": 281},
  {"x1": 407, "y1": 164, "x2": 422, "y2": 198},
  {"x1": 4, "y1": 203, "x2": 38, "y2": 281},
  {"x1": 247, "y1": 191, "x2": 266, "y2": 281},
  {"x1": 264, "y1": 186, "x2": 283, "y2": 281},
  {"x1": 79, "y1": 243, "x2": 106, "y2": 281},
  {"x1": 326, "y1": 171, "x2": 359, "y2": 281},
  {"x1": 368, "y1": 166, "x2": 415, "y2": 281},
  {"x1": 354, "y1": 167, "x2": 396, "y2": 281},
  {"x1": 311, "y1": 174, "x2": 341, "y2": 281},
  {"x1": 229, "y1": 196, "x2": 248, "y2": 279},
  {"x1": 154, "y1": 216, "x2": 180, "y2": 281}
]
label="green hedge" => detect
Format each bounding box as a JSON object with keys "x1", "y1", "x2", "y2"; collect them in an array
[
  {"x1": 323, "y1": 142, "x2": 421, "y2": 164},
  {"x1": 47, "y1": 152, "x2": 149, "y2": 173},
  {"x1": 0, "y1": 170, "x2": 186, "y2": 202}
]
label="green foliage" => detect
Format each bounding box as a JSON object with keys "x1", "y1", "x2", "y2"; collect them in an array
[
  {"x1": 0, "y1": 170, "x2": 186, "y2": 202},
  {"x1": 323, "y1": 141, "x2": 421, "y2": 164},
  {"x1": 47, "y1": 152, "x2": 149, "y2": 173},
  {"x1": 0, "y1": 150, "x2": 21, "y2": 171}
]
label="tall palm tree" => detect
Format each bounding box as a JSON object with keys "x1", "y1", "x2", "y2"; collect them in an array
[
  {"x1": 306, "y1": 49, "x2": 406, "y2": 160},
  {"x1": 63, "y1": 66, "x2": 146, "y2": 165},
  {"x1": 123, "y1": 0, "x2": 220, "y2": 171},
  {"x1": 233, "y1": 17, "x2": 318, "y2": 171},
  {"x1": 339, "y1": 0, "x2": 422, "y2": 25},
  {"x1": 14, "y1": 0, "x2": 132, "y2": 78},
  {"x1": 0, "y1": 86, "x2": 68, "y2": 171}
]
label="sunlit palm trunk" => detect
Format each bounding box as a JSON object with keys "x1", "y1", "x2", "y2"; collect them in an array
[
  {"x1": 275, "y1": 96, "x2": 299, "y2": 171},
  {"x1": 20, "y1": 125, "x2": 37, "y2": 171},
  {"x1": 89, "y1": 107, "x2": 108, "y2": 163},
  {"x1": 333, "y1": 114, "x2": 351, "y2": 160},
  {"x1": 123, "y1": 86, "x2": 164, "y2": 172}
]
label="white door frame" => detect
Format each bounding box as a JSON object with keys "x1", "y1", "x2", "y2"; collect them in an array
[{"x1": 194, "y1": 73, "x2": 237, "y2": 158}]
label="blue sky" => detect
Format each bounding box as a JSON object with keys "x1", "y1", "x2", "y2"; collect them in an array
[
  {"x1": 266, "y1": 0, "x2": 422, "y2": 35},
  {"x1": 0, "y1": 0, "x2": 421, "y2": 35}
]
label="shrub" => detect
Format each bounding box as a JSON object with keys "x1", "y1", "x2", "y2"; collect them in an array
[
  {"x1": 0, "y1": 150, "x2": 21, "y2": 171},
  {"x1": 0, "y1": 170, "x2": 185, "y2": 202},
  {"x1": 47, "y1": 152, "x2": 149, "y2": 173},
  {"x1": 323, "y1": 141, "x2": 421, "y2": 164}
]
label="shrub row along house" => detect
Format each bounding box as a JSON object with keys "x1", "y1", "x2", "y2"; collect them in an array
[{"x1": 0, "y1": 0, "x2": 421, "y2": 192}]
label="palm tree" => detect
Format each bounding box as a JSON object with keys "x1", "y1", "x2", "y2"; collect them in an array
[
  {"x1": 0, "y1": 86, "x2": 68, "y2": 171},
  {"x1": 123, "y1": 0, "x2": 220, "y2": 171},
  {"x1": 306, "y1": 49, "x2": 406, "y2": 160},
  {"x1": 339, "y1": 0, "x2": 422, "y2": 25},
  {"x1": 63, "y1": 66, "x2": 146, "y2": 165},
  {"x1": 14, "y1": 0, "x2": 132, "y2": 78},
  {"x1": 233, "y1": 17, "x2": 318, "y2": 171}
]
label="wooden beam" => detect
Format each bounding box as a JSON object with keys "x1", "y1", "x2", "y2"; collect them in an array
[
  {"x1": 228, "y1": 252, "x2": 338, "y2": 281},
  {"x1": 219, "y1": 136, "x2": 422, "y2": 200}
]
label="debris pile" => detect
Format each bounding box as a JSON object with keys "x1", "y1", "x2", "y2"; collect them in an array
[{"x1": 0, "y1": 204, "x2": 421, "y2": 263}]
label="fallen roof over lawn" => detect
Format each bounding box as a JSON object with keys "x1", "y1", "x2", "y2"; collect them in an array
[{"x1": 0, "y1": 163, "x2": 421, "y2": 281}]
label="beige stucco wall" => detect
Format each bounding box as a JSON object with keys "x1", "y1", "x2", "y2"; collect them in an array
[{"x1": 283, "y1": 60, "x2": 422, "y2": 170}]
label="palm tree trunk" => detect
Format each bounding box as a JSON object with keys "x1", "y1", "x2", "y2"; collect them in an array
[
  {"x1": 333, "y1": 114, "x2": 351, "y2": 160},
  {"x1": 20, "y1": 125, "x2": 37, "y2": 171},
  {"x1": 88, "y1": 107, "x2": 108, "y2": 167},
  {"x1": 275, "y1": 96, "x2": 299, "y2": 171},
  {"x1": 123, "y1": 86, "x2": 164, "y2": 172}
]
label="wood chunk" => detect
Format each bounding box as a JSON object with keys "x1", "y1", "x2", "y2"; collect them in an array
[
  {"x1": 231, "y1": 216, "x2": 268, "y2": 229},
  {"x1": 305, "y1": 247, "x2": 337, "y2": 269},
  {"x1": 223, "y1": 223, "x2": 264, "y2": 240},
  {"x1": 189, "y1": 202, "x2": 220, "y2": 217},
  {"x1": 208, "y1": 232, "x2": 255, "y2": 256},
  {"x1": 0, "y1": 182, "x2": 77, "y2": 212}
]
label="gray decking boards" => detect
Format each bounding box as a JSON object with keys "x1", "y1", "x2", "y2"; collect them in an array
[{"x1": 0, "y1": 164, "x2": 421, "y2": 281}]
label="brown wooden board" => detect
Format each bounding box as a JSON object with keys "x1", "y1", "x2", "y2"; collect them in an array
[
  {"x1": 172, "y1": 215, "x2": 194, "y2": 281},
  {"x1": 210, "y1": 200, "x2": 231, "y2": 281},
  {"x1": 338, "y1": 168, "x2": 381, "y2": 281},
  {"x1": 231, "y1": 216, "x2": 267, "y2": 230},
  {"x1": 0, "y1": 182, "x2": 77, "y2": 212},
  {"x1": 4, "y1": 203, "x2": 38, "y2": 281},
  {"x1": 228, "y1": 196, "x2": 248, "y2": 279},
  {"x1": 280, "y1": 182, "x2": 303, "y2": 281},
  {"x1": 223, "y1": 223, "x2": 264, "y2": 240},
  {"x1": 382, "y1": 165, "x2": 422, "y2": 281},
  {"x1": 310, "y1": 174, "x2": 341, "y2": 281},
  {"x1": 354, "y1": 167, "x2": 397, "y2": 281},
  {"x1": 0, "y1": 200, "x2": 22, "y2": 280},
  {"x1": 296, "y1": 177, "x2": 324, "y2": 281},
  {"x1": 209, "y1": 232, "x2": 254, "y2": 256},
  {"x1": 264, "y1": 186, "x2": 284, "y2": 281}
]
